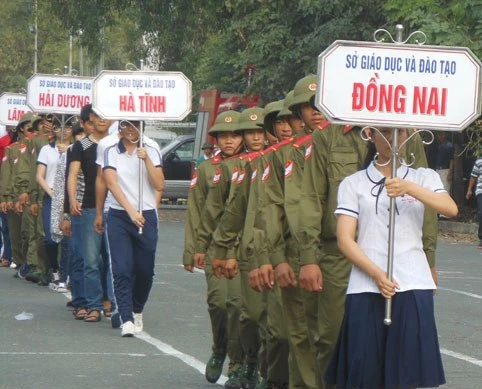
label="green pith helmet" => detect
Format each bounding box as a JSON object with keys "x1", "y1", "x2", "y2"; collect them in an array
[
  {"x1": 278, "y1": 90, "x2": 294, "y2": 117},
  {"x1": 258, "y1": 100, "x2": 283, "y2": 134},
  {"x1": 234, "y1": 107, "x2": 265, "y2": 133},
  {"x1": 288, "y1": 74, "x2": 318, "y2": 112},
  {"x1": 208, "y1": 110, "x2": 241, "y2": 135},
  {"x1": 18, "y1": 112, "x2": 33, "y2": 127}
]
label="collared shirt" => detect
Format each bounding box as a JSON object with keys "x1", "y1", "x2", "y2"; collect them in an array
[
  {"x1": 335, "y1": 162, "x2": 445, "y2": 294},
  {"x1": 37, "y1": 142, "x2": 61, "y2": 189},
  {"x1": 103, "y1": 139, "x2": 162, "y2": 211},
  {"x1": 470, "y1": 157, "x2": 482, "y2": 197},
  {"x1": 97, "y1": 133, "x2": 161, "y2": 212}
]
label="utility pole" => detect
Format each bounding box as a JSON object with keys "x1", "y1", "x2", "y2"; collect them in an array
[{"x1": 34, "y1": 0, "x2": 38, "y2": 73}]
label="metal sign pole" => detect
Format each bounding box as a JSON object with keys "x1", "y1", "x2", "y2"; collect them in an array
[
  {"x1": 138, "y1": 120, "x2": 144, "y2": 235},
  {"x1": 384, "y1": 127, "x2": 398, "y2": 325},
  {"x1": 383, "y1": 24, "x2": 404, "y2": 326}
]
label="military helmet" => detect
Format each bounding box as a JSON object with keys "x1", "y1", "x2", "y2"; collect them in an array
[
  {"x1": 288, "y1": 74, "x2": 318, "y2": 111},
  {"x1": 234, "y1": 107, "x2": 265, "y2": 133},
  {"x1": 208, "y1": 110, "x2": 240, "y2": 135},
  {"x1": 278, "y1": 91, "x2": 294, "y2": 117},
  {"x1": 258, "y1": 100, "x2": 283, "y2": 134},
  {"x1": 18, "y1": 112, "x2": 33, "y2": 127}
]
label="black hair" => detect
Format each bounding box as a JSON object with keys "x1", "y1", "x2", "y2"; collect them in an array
[
  {"x1": 72, "y1": 122, "x2": 84, "y2": 137},
  {"x1": 365, "y1": 140, "x2": 376, "y2": 168},
  {"x1": 80, "y1": 104, "x2": 93, "y2": 122}
]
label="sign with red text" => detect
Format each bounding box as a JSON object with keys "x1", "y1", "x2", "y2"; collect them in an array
[
  {"x1": 316, "y1": 41, "x2": 482, "y2": 131},
  {"x1": 26, "y1": 74, "x2": 93, "y2": 115},
  {"x1": 92, "y1": 71, "x2": 192, "y2": 120},
  {"x1": 0, "y1": 93, "x2": 32, "y2": 126}
]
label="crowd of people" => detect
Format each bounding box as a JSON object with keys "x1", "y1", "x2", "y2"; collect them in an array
[
  {"x1": 183, "y1": 74, "x2": 458, "y2": 389},
  {"x1": 0, "y1": 105, "x2": 164, "y2": 337},
  {"x1": 0, "y1": 74, "x2": 461, "y2": 389}
]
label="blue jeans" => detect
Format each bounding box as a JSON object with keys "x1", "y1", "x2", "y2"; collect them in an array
[
  {"x1": 80, "y1": 208, "x2": 103, "y2": 311},
  {"x1": 70, "y1": 216, "x2": 86, "y2": 307},
  {"x1": 42, "y1": 195, "x2": 70, "y2": 279},
  {"x1": 0, "y1": 213, "x2": 11, "y2": 260}
]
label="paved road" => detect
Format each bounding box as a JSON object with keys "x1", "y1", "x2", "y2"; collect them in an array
[{"x1": 0, "y1": 210, "x2": 480, "y2": 389}]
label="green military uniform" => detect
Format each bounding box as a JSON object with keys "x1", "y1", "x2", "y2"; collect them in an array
[
  {"x1": 211, "y1": 149, "x2": 269, "y2": 387},
  {"x1": 195, "y1": 154, "x2": 244, "y2": 377},
  {"x1": 255, "y1": 78, "x2": 328, "y2": 389},
  {"x1": 297, "y1": 124, "x2": 437, "y2": 389},
  {"x1": 196, "y1": 108, "x2": 268, "y2": 389},
  {"x1": 1, "y1": 140, "x2": 27, "y2": 269},
  {"x1": 14, "y1": 129, "x2": 43, "y2": 281},
  {"x1": 28, "y1": 131, "x2": 53, "y2": 283},
  {"x1": 183, "y1": 110, "x2": 241, "y2": 386},
  {"x1": 249, "y1": 136, "x2": 308, "y2": 388}
]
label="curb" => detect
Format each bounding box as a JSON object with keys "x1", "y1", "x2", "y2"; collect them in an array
[{"x1": 438, "y1": 220, "x2": 477, "y2": 235}]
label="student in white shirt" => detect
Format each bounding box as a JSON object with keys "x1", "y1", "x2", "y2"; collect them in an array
[
  {"x1": 325, "y1": 128, "x2": 457, "y2": 389},
  {"x1": 36, "y1": 123, "x2": 72, "y2": 284},
  {"x1": 103, "y1": 120, "x2": 164, "y2": 337}
]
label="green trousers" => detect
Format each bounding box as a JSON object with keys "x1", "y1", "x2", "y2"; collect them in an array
[
  {"x1": 304, "y1": 242, "x2": 351, "y2": 389},
  {"x1": 239, "y1": 269, "x2": 262, "y2": 364},
  {"x1": 205, "y1": 254, "x2": 243, "y2": 371},
  {"x1": 7, "y1": 212, "x2": 24, "y2": 266},
  {"x1": 21, "y1": 210, "x2": 39, "y2": 267},
  {"x1": 281, "y1": 252, "x2": 317, "y2": 389},
  {"x1": 266, "y1": 285, "x2": 289, "y2": 385}
]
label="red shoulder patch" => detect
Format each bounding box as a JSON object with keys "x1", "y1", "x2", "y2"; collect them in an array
[
  {"x1": 261, "y1": 162, "x2": 270, "y2": 182},
  {"x1": 284, "y1": 160, "x2": 294, "y2": 178},
  {"x1": 213, "y1": 167, "x2": 221, "y2": 184}
]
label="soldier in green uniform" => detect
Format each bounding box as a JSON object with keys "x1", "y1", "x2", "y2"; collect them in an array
[
  {"x1": 14, "y1": 114, "x2": 53, "y2": 283},
  {"x1": 183, "y1": 110, "x2": 243, "y2": 386},
  {"x1": 194, "y1": 107, "x2": 265, "y2": 389},
  {"x1": 296, "y1": 103, "x2": 438, "y2": 387},
  {"x1": 212, "y1": 99, "x2": 306, "y2": 389},
  {"x1": 26, "y1": 115, "x2": 54, "y2": 285},
  {"x1": 254, "y1": 76, "x2": 329, "y2": 389},
  {"x1": 0, "y1": 113, "x2": 33, "y2": 276}
]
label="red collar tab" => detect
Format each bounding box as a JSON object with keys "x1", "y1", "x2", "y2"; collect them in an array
[
  {"x1": 294, "y1": 133, "x2": 312, "y2": 148},
  {"x1": 239, "y1": 151, "x2": 260, "y2": 161},
  {"x1": 317, "y1": 120, "x2": 330, "y2": 130},
  {"x1": 343, "y1": 125, "x2": 353, "y2": 134},
  {"x1": 262, "y1": 137, "x2": 294, "y2": 155}
]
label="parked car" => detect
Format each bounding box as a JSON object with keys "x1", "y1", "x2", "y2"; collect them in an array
[{"x1": 158, "y1": 135, "x2": 195, "y2": 199}]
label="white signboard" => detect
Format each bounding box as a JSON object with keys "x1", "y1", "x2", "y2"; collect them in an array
[
  {"x1": 316, "y1": 41, "x2": 482, "y2": 131},
  {"x1": 92, "y1": 70, "x2": 192, "y2": 120},
  {"x1": 26, "y1": 74, "x2": 93, "y2": 115},
  {"x1": 0, "y1": 93, "x2": 32, "y2": 126}
]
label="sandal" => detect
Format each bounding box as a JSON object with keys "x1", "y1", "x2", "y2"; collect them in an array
[
  {"x1": 74, "y1": 307, "x2": 88, "y2": 320},
  {"x1": 0, "y1": 259, "x2": 11, "y2": 268},
  {"x1": 84, "y1": 309, "x2": 101, "y2": 323}
]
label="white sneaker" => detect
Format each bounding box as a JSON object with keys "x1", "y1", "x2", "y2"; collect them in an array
[
  {"x1": 121, "y1": 321, "x2": 135, "y2": 337},
  {"x1": 134, "y1": 313, "x2": 143, "y2": 333}
]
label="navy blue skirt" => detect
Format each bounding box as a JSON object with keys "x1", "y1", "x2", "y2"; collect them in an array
[{"x1": 325, "y1": 290, "x2": 445, "y2": 389}]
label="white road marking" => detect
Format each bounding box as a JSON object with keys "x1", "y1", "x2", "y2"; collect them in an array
[
  {"x1": 439, "y1": 287, "x2": 482, "y2": 300},
  {"x1": 440, "y1": 348, "x2": 482, "y2": 368},
  {"x1": 135, "y1": 331, "x2": 227, "y2": 386},
  {"x1": 438, "y1": 276, "x2": 482, "y2": 280},
  {"x1": 0, "y1": 352, "x2": 146, "y2": 357}
]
